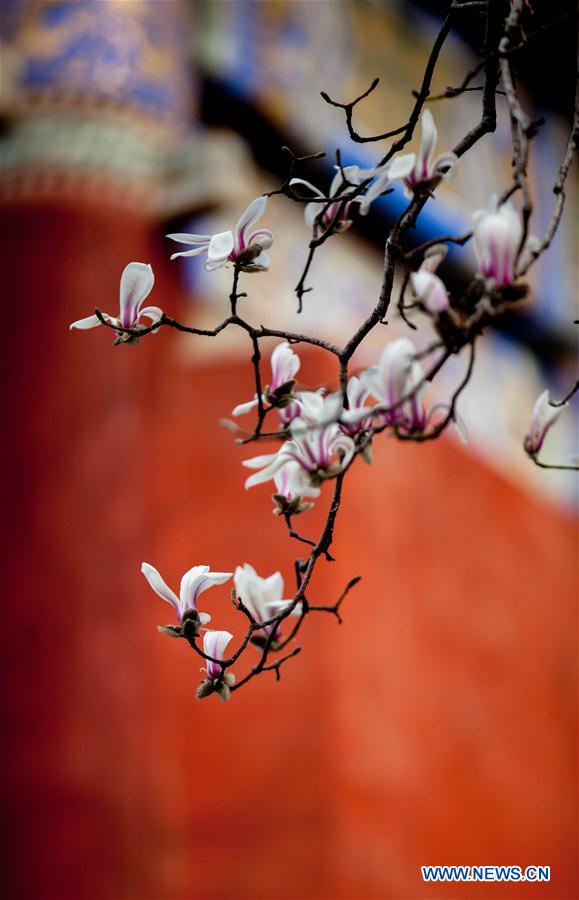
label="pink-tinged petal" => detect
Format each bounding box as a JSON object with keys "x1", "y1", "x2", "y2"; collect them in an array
[
  {"x1": 180, "y1": 565, "x2": 232, "y2": 615},
  {"x1": 208, "y1": 230, "x2": 234, "y2": 262},
  {"x1": 416, "y1": 108, "x2": 438, "y2": 179},
  {"x1": 166, "y1": 233, "x2": 212, "y2": 244},
  {"x1": 69, "y1": 314, "x2": 102, "y2": 330},
  {"x1": 410, "y1": 271, "x2": 449, "y2": 313},
  {"x1": 119, "y1": 262, "x2": 154, "y2": 328},
  {"x1": 141, "y1": 562, "x2": 181, "y2": 619},
  {"x1": 234, "y1": 196, "x2": 268, "y2": 250},
  {"x1": 203, "y1": 630, "x2": 234, "y2": 678},
  {"x1": 232, "y1": 397, "x2": 260, "y2": 417},
  {"x1": 528, "y1": 389, "x2": 567, "y2": 452},
  {"x1": 270, "y1": 342, "x2": 300, "y2": 390},
  {"x1": 433, "y1": 151, "x2": 458, "y2": 179},
  {"x1": 247, "y1": 229, "x2": 273, "y2": 250},
  {"x1": 170, "y1": 246, "x2": 210, "y2": 260}
]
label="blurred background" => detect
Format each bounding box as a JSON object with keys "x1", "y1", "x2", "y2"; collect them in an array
[{"x1": 0, "y1": 1, "x2": 577, "y2": 898}]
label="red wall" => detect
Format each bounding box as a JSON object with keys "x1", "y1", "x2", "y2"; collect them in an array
[{"x1": 1, "y1": 204, "x2": 576, "y2": 899}]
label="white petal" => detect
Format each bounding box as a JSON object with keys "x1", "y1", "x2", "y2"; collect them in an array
[
  {"x1": 203, "y1": 629, "x2": 234, "y2": 661},
  {"x1": 453, "y1": 412, "x2": 469, "y2": 444},
  {"x1": 170, "y1": 247, "x2": 209, "y2": 260},
  {"x1": 69, "y1": 314, "x2": 102, "y2": 330},
  {"x1": 139, "y1": 306, "x2": 163, "y2": 324},
  {"x1": 205, "y1": 257, "x2": 228, "y2": 271},
  {"x1": 119, "y1": 262, "x2": 155, "y2": 328},
  {"x1": 208, "y1": 231, "x2": 234, "y2": 262},
  {"x1": 289, "y1": 178, "x2": 324, "y2": 199},
  {"x1": 141, "y1": 562, "x2": 181, "y2": 617},
  {"x1": 434, "y1": 151, "x2": 458, "y2": 179},
  {"x1": 242, "y1": 452, "x2": 279, "y2": 470},
  {"x1": 232, "y1": 397, "x2": 260, "y2": 417},
  {"x1": 166, "y1": 233, "x2": 212, "y2": 244},
  {"x1": 235, "y1": 196, "x2": 267, "y2": 248},
  {"x1": 417, "y1": 108, "x2": 437, "y2": 178},
  {"x1": 359, "y1": 170, "x2": 390, "y2": 215},
  {"x1": 304, "y1": 203, "x2": 320, "y2": 228},
  {"x1": 387, "y1": 152, "x2": 416, "y2": 180}
]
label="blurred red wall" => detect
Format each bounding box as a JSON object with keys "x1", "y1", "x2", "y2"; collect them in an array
[{"x1": 1, "y1": 203, "x2": 576, "y2": 900}]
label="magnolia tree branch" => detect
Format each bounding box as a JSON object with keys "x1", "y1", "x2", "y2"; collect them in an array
[{"x1": 77, "y1": 0, "x2": 577, "y2": 700}]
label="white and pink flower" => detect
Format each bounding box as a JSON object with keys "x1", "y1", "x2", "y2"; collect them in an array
[
  {"x1": 472, "y1": 197, "x2": 522, "y2": 286},
  {"x1": 409, "y1": 244, "x2": 451, "y2": 314},
  {"x1": 526, "y1": 389, "x2": 567, "y2": 454},
  {"x1": 290, "y1": 155, "x2": 414, "y2": 233},
  {"x1": 234, "y1": 564, "x2": 292, "y2": 640},
  {"x1": 202, "y1": 630, "x2": 234, "y2": 680},
  {"x1": 403, "y1": 109, "x2": 457, "y2": 194},
  {"x1": 70, "y1": 262, "x2": 162, "y2": 337},
  {"x1": 232, "y1": 342, "x2": 301, "y2": 417},
  {"x1": 141, "y1": 562, "x2": 232, "y2": 626},
  {"x1": 243, "y1": 418, "x2": 355, "y2": 491},
  {"x1": 167, "y1": 196, "x2": 273, "y2": 272},
  {"x1": 356, "y1": 337, "x2": 427, "y2": 433}
]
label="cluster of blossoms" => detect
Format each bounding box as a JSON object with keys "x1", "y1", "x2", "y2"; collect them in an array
[
  {"x1": 234, "y1": 335, "x2": 467, "y2": 519},
  {"x1": 141, "y1": 561, "x2": 295, "y2": 700},
  {"x1": 68, "y1": 90, "x2": 575, "y2": 700}
]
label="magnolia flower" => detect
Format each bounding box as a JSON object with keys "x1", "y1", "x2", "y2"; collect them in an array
[
  {"x1": 141, "y1": 562, "x2": 232, "y2": 630},
  {"x1": 202, "y1": 630, "x2": 234, "y2": 679},
  {"x1": 232, "y1": 342, "x2": 300, "y2": 416},
  {"x1": 244, "y1": 419, "x2": 355, "y2": 490},
  {"x1": 234, "y1": 564, "x2": 293, "y2": 642},
  {"x1": 410, "y1": 244, "x2": 450, "y2": 314},
  {"x1": 339, "y1": 376, "x2": 373, "y2": 438},
  {"x1": 403, "y1": 109, "x2": 457, "y2": 194},
  {"x1": 357, "y1": 337, "x2": 427, "y2": 433},
  {"x1": 290, "y1": 155, "x2": 414, "y2": 232},
  {"x1": 271, "y1": 459, "x2": 320, "y2": 517},
  {"x1": 526, "y1": 389, "x2": 567, "y2": 454},
  {"x1": 70, "y1": 262, "x2": 162, "y2": 339},
  {"x1": 472, "y1": 196, "x2": 523, "y2": 286},
  {"x1": 197, "y1": 630, "x2": 236, "y2": 701},
  {"x1": 167, "y1": 196, "x2": 272, "y2": 272}
]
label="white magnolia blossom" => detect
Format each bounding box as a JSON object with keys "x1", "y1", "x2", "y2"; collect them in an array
[
  {"x1": 339, "y1": 376, "x2": 373, "y2": 437},
  {"x1": 346, "y1": 337, "x2": 467, "y2": 441},
  {"x1": 141, "y1": 562, "x2": 232, "y2": 625},
  {"x1": 203, "y1": 630, "x2": 234, "y2": 680},
  {"x1": 243, "y1": 416, "x2": 356, "y2": 491},
  {"x1": 234, "y1": 563, "x2": 293, "y2": 638},
  {"x1": 273, "y1": 459, "x2": 321, "y2": 502},
  {"x1": 472, "y1": 196, "x2": 522, "y2": 286},
  {"x1": 232, "y1": 342, "x2": 301, "y2": 416},
  {"x1": 403, "y1": 109, "x2": 458, "y2": 194},
  {"x1": 70, "y1": 262, "x2": 162, "y2": 334},
  {"x1": 290, "y1": 154, "x2": 415, "y2": 232},
  {"x1": 167, "y1": 196, "x2": 273, "y2": 272},
  {"x1": 526, "y1": 389, "x2": 567, "y2": 453},
  {"x1": 410, "y1": 244, "x2": 451, "y2": 314},
  {"x1": 355, "y1": 337, "x2": 428, "y2": 433}
]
